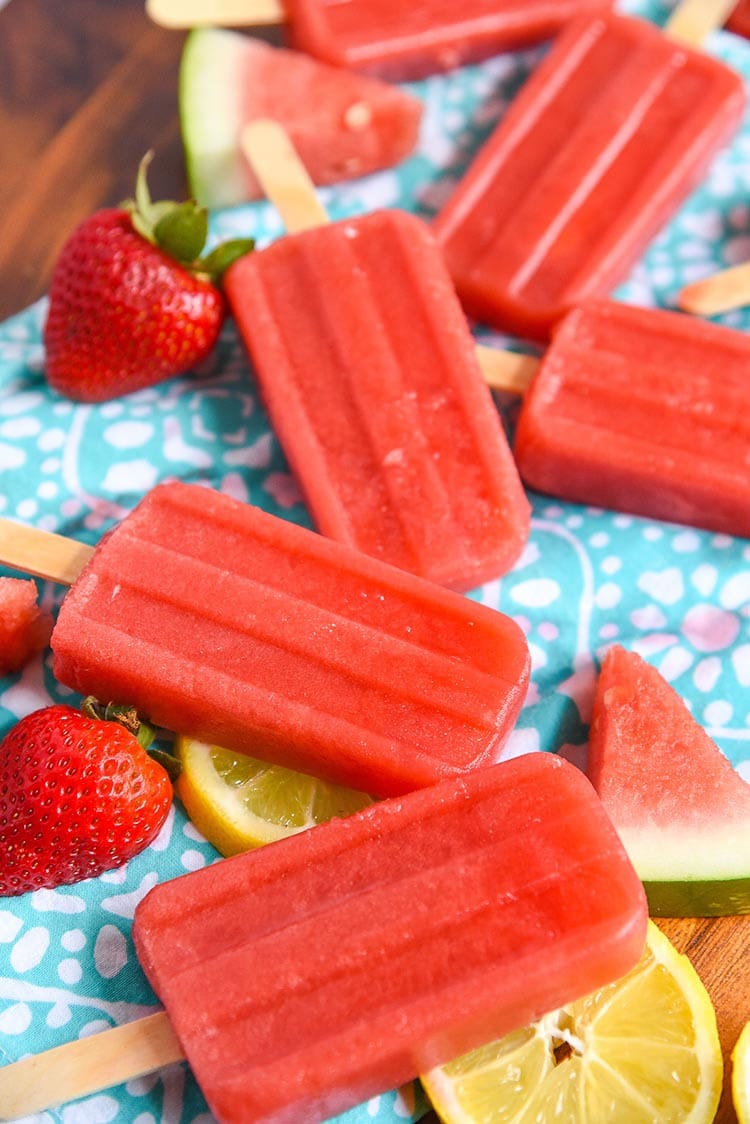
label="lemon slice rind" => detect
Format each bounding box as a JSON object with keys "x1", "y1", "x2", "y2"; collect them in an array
[
  {"x1": 175, "y1": 735, "x2": 372, "y2": 855},
  {"x1": 733, "y1": 1020, "x2": 750, "y2": 1124},
  {"x1": 421, "y1": 921, "x2": 721, "y2": 1124}
]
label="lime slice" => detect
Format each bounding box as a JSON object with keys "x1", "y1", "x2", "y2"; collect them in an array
[
  {"x1": 421, "y1": 921, "x2": 722, "y2": 1124},
  {"x1": 733, "y1": 1021, "x2": 750, "y2": 1124},
  {"x1": 175, "y1": 735, "x2": 373, "y2": 854}
]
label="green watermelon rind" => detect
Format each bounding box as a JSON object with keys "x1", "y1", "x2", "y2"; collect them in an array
[
  {"x1": 617, "y1": 819, "x2": 750, "y2": 917},
  {"x1": 644, "y1": 877, "x2": 750, "y2": 918},
  {"x1": 589, "y1": 645, "x2": 750, "y2": 921},
  {"x1": 179, "y1": 28, "x2": 249, "y2": 209}
]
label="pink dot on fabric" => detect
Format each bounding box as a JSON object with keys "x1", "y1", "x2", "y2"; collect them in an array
[
  {"x1": 538, "y1": 622, "x2": 559, "y2": 641},
  {"x1": 682, "y1": 604, "x2": 739, "y2": 653}
]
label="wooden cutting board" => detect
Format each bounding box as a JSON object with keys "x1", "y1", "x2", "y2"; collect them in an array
[{"x1": 656, "y1": 916, "x2": 750, "y2": 1124}]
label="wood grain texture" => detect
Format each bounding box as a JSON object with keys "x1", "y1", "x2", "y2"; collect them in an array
[
  {"x1": 1, "y1": 4, "x2": 748, "y2": 1122},
  {"x1": 0, "y1": 0, "x2": 186, "y2": 319},
  {"x1": 657, "y1": 915, "x2": 750, "y2": 1124}
]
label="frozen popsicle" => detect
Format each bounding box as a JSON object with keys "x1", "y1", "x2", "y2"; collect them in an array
[
  {"x1": 147, "y1": 0, "x2": 614, "y2": 79},
  {"x1": 0, "y1": 753, "x2": 649, "y2": 1122},
  {"x1": 485, "y1": 298, "x2": 750, "y2": 538},
  {"x1": 434, "y1": 3, "x2": 745, "y2": 340},
  {"x1": 0, "y1": 481, "x2": 530, "y2": 798},
  {"x1": 224, "y1": 120, "x2": 530, "y2": 592}
]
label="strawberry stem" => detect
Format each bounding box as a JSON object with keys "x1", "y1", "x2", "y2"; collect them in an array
[
  {"x1": 122, "y1": 152, "x2": 254, "y2": 282},
  {"x1": 80, "y1": 697, "x2": 182, "y2": 778},
  {"x1": 82, "y1": 696, "x2": 155, "y2": 746},
  {"x1": 148, "y1": 748, "x2": 183, "y2": 782}
]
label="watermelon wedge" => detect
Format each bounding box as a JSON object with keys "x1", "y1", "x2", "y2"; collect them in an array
[
  {"x1": 588, "y1": 645, "x2": 750, "y2": 916},
  {"x1": 0, "y1": 576, "x2": 53, "y2": 676},
  {"x1": 179, "y1": 29, "x2": 423, "y2": 209}
]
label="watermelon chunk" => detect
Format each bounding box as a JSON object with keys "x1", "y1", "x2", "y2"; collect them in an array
[
  {"x1": 179, "y1": 29, "x2": 423, "y2": 209},
  {"x1": 588, "y1": 644, "x2": 750, "y2": 916},
  {"x1": 0, "y1": 577, "x2": 53, "y2": 676}
]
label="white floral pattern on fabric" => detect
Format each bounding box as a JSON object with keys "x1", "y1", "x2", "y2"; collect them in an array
[{"x1": 2, "y1": 2, "x2": 750, "y2": 1120}]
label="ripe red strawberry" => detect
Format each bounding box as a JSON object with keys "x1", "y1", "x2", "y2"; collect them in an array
[
  {"x1": 44, "y1": 154, "x2": 253, "y2": 403},
  {"x1": 0, "y1": 703, "x2": 174, "y2": 895}
]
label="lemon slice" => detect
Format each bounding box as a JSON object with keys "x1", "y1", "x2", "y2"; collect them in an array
[
  {"x1": 175, "y1": 735, "x2": 373, "y2": 854},
  {"x1": 421, "y1": 921, "x2": 721, "y2": 1124},
  {"x1": 733, "y1": 1021, "x2": 750, "y2": 1124}
]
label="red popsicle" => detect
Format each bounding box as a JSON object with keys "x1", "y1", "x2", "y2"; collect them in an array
[
  {"x1": 282, "y1": 0, "x2": 614, "y2": 79},
  {"x1": 133, "y1": 753, "x2": 647, "y2": 1124},
  {"x1": 224, "y1": 120, "x2": 530, "y2": 592},
  {"x1": 44, "y1": 481, "x2": 530, "y2": 797},
  {"x1": 147, "y1": 0, "x2": 614, "y2": 79},
  {"x1": 0, "y1": 753, "x2": 648, "y2": 1121},
  {"x1": 434, "y1": 7, "x2": 745, "y2": 340},
  {"x1": 485, "y1": 299, "x2": 750, "y2": 537}
]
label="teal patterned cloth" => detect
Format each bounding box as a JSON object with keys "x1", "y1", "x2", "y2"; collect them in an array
[{"x1": 2, "y1": 1, "x2": 750, "y2": 1120}]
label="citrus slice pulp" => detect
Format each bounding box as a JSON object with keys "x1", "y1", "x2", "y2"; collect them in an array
[
  {"x1": 421, "y1": 921, "x2": 721, "y2": 1124},
  {"x1": 175, "y1": 735, "x2": 373, "y2": 854},
  {"x1": 733, "y1": 1020, "x2": 750, "y2": 1124}
]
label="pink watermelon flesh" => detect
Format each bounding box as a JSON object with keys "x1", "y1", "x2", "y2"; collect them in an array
[
  {"x1": 0, "y1": 577, "x2": 53, "y2": 676},
  {"x1": 239, "y1": 43, "x2": 422, "y2": 194},
  {"x1": 588, "y1": 644, "x2": 750, "y2": 915},
  {"x1": 181, "y1": 31, "x2": 424, "y2": 208},
  {"x1": 588, "y1": 645, "x2": 750, "y2": 826}
]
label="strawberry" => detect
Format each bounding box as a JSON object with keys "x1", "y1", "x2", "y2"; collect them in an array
[
  {"x1": 43, "y1": 153, "x2": 254, "y2": 403},
  {"x1": 0, "y1": 702, "x2": 175, "y2": 895}
]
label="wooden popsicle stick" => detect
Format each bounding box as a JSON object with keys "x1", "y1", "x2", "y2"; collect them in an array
[
  {"x1": 664, "y1": 0, "x2": 739, "y2": 47},
  {"x1": 0, "y1": 1011, "x2": 183, "y2": 1121},
  {"x1": 242, "y1": 120, "x2": 329, "y2": 234},
  {"x1": 0, "y1": 519, "x2": 93, "y2": 585},
  {"x1": 145, "y1": 0, "x2": 283, "y2": 29},
  {"x1": 1, "y1": 126, "x2": 537, "y2": 597},
  {"x1": 241, "y1": 120, "x2": 540, "y2": 396},
  {"x1": 677, "y1": 261, "x2": 750, "y2": 315},
  {"x1": 477, "y1": 347, "x2": 540, "y2": 395}
]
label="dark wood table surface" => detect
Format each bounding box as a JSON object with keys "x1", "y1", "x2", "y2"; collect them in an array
[
  {"x1": 2, "y1": 2, "x2": 749, "y2": 1121},
  {"x1": 0, "y1": 0, "x2": 188, "y2": 322}
]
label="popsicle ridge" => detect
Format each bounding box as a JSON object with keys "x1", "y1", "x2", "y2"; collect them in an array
[
  {"x1": 379, "y1": 210, "x2": 528, "y2": 526},
  {"x1": 165, "y1": 846, "x2": 632, "y2": 1093},
  {"x1": 435, "y1": 11, "x2": 745, "y2": 338},
  {"x1": 438, "y1": 16, "x2": 655, "y2": 307},
  {"x1": 134, "y1": 755, "x2": 646, "y2": 1123},
  {"x1": 537, "y1": 348, "x2": 750, "y2": 462},
  {"x1": 228, "y1": 210, "x2": 530, "y2": 590},
  {"x1": 105, "y1": 478, "x2": 527, "y2": 671},
  {"x1": 52, "y1": 483, "x2": 530, "y2": 795},
  {"x1": 515, "y1": 301, "x2": 750, "y2": 535},
  {"x1": 134, "y1": 772, "x2": 640, "y2": 1027},
  {"x1": 251, "y1": 222, "x2": 463, "y2": 579},
  {"x1": 149, "y1": 815, "x2": 631, "y2": 1019},
  {"x1": 137, "y1": 767, "x2": 589, "y2": 965},
  {"x1": 284, "y1": 0, "x2": 614, "y2": 79},
  {"x1": 87, "y1": 483, "x2": 526, "y2": 679},
  {"x1": 70, "y1": 537, "x2": 516, "y2": 732},
  {"x1": 503, "y1": 48, "x2": 684, "y2": 296}
]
